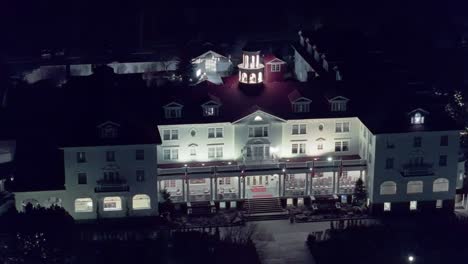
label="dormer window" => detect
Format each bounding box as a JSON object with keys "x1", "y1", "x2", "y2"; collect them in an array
[
  {"x1": 409, "y1": 108, "x2": 428, "y2": 125},
  {"x1": 201, "y1": 95, "x2": 221, "y2": 117},
  {"x1": 329, "y1": 96, "x2": 349, "y2": 112},
  {"x1": 288, "y1": 90, "x2": 312, "y2": 113},
  {"x1": 411, "y1": 112, "x2": 424, "y2": 124},
  {"x1": 98, "y1": 121, "x2": 120, "y2": 139},
  {"x1": 163, "y1": 102, "x2": 183, "y2": 119}
]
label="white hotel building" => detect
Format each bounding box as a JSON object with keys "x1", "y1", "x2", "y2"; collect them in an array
[{"x1": 12, "y1": 33, "x2": 464, "y2": 219}]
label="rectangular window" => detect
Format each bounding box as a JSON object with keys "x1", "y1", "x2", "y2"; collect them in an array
[
  {"x1": 413, "y1": 137, "x2": 422, "y2": 148},
  {"x1": 440, "y1": 135, "x2": 448, "y2": 146},
  {"x1": 135, "y1": 149, "x2": 144, "y2": 160},
  {"x1": 190, "y1": 147, "x2": 197, "y2": 156},
  {"x1": 208, "y1": 147, "x2": 215, "y2": 158},
  {"x1": 208, "y1": 128, "x2": 224, "y2": 138},
  {"x1": 78, "y1": 173, "x2": 87, "y2": 184},
  {"x1": 249, "y1": 126, "x2": 268, "y2": 137},
  {"x1": 106, "y1": 151, "x2": 115, "y2": 162},
  {"x1": 342, "y1": 141, "x2": 349, "y2": 151},
  {"x1": 335, "y1": 123, "x2": 342, "y2": 133},
  {"x1": 343, "y1": 122, "x2": 350, "y2": 132},
  {"x1": 299, "y1": 143, "x2": 306, "y2": 154},
  {"x1": 77, "y1": 152, "x2": 86, "y2": 163},
  {"x1": 439, "y1": 155, "x2": 447, "y2": 167},
  {"x1": 136, "y1": 170, "x2": 145, "y2": 182},
  {"x1": 436, "y1": 199, "x2": 443, "y2": 208},
  {"x1": 292, "y1": 144, "x2": 298, "y2": 154},
  {"x1": 163, "y1": 149, "x2": 178, "y2": 161},
  {"x1": 292, "y1": 124, "x2": 307, "y2": 135},
  {"x1": 271, "y1": 64, "x2": 280, "y2": 72},
  {"x1": 410, "y1": 201, "x2": 417, "y2": 211},
  {"x1": 384, "y1": 202, "x2": 391, "y2": 211},
  {"x1": 216, "y1": 147, "x2": 223, "y2": 158},
  {"x1": 385, "y1": 158, "x2": 394, "y2": 169},
  {"x1": 164, "y1": 108, "x2": 181, "y2": 119},
  {"x1": 317, "y1": 143, "x2": 323, "y2": 150},
  {"x1": 163, "y1": 129, "x2": 178, "y2": 140},
  {"x1": 164, "y1": 180, "x2": 176, "y2": 188},
  {"x1": 335, "y1": 141, "x2": 342, "y2": 152},
  {"x1": 293, "y1": 103, "x2": 310, "y2": 113}
]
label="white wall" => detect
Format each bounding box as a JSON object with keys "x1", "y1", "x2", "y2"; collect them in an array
[{"x1": 294, "y1": 50, "x2": 314, "y2": 82}]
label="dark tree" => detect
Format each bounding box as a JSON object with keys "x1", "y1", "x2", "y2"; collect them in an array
[{"x1": 159, "y1": 189, "x2": 175, "y2": 215}]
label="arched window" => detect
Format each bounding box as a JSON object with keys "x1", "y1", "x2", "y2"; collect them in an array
[
  {"x1": 43, "y1": 197, "x2": 62, "y2": 208},
  {"x1": 133, "y1": 194, "x2": 151, "y2": 210},
  {"x1": 103, "y1": 196, "x2": 122, "y2": 211},
  {"x1": 249, "y1": 73, "x2": 257, "y2": 83},
  {"x1": 241, "y1": 72, "x2": 248, "y2": 83},
  {"x1": 407, "y1": 181, "x2": 423, "y2": 194},
  {"x1": 433, "y1": 178, "x2": 449, "y2": 192},
  {"x1": 75, "y1": 198, "x2": 93, "y2": 212},
  {"x1": 380, "y1": 181, "x2": 397, "y2": 195},
  {"x1": 258, "y1": 72, "x2": 263, "y2": 83}
]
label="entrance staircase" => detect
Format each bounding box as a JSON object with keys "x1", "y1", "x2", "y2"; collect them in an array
[
  {"x1": 243, "y1": 198, "x2": 289, "y2": 221},
  {"x1": 188, "y1": 201, "x2": 214, "y2": 215}
]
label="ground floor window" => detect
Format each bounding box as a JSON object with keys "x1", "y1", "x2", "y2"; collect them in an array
[
  {"x1": 133, "y1": 194, "x2": 151, "y2": 210},
  {"x1": 410, "y1": 200, "x2": 418, "y2": 211},
  {"x1": 103, "y1": 196, "x2": 122, "y2": 211},
  {"x1": 436, "y1": 199, "x2": 443, "y2": 208},
  {"x1": 384, "y1": 202, "x2": 391, "y2": 211},
  {"x1": 75, "y1": 198, "x2": 93, "y2": 212}
]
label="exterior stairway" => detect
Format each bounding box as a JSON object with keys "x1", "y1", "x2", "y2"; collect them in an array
[
  {"x1": 243, "y1": 198, "x2": 289, "y2": 221},
  {"x1": 188, "y1": 201, "x2": 214, "y2": 215}
]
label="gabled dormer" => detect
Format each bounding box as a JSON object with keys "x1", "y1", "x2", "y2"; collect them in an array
[
  {"x1": 288, "y1": 90, "x2": 312, "y2": 113},
  {"x1": 328, "y1": 96, "x2": 349, "y2": 112},
  {"x1": 201, "y1": 94, "x2": 221, "y2": 117},
  {"x1": 163, "y1": 102, "x2": 183, "y2": 119},
  {"x1": 98, "y1": 121, "x2": 120, "y2": 139},
  {"x1": 408, "y1": 108, "x2": 429, "y2": 125}
]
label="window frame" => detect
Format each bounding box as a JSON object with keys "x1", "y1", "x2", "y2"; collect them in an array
[
  {"x1": 271, "y1": 63, "x2": 281, "y2": 72},
  {"x1": 135, "y1": 149, "x2": 145, "y2": 160},
  {"x1": 208, "y1": 127, "x2": 224, "y2": 138},
  {"x1": 78, "y1": 172, "x2": 87, "y2": 185}
]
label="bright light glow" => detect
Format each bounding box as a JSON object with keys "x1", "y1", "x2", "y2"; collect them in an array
[
  {"x1": 411, "y1": 112, "x2": 424, "y2": 125},
  {"x1": 270, "y1": 147, "x2": 278, "y2": 153},
  {"x1": 184, "y1": 164, "x2": 187, "y2": 167},
  {"x1": 282, "y1": 168, "x2": 286, "y2": 172},
  {"x1": 228, "y1": 161, "x2": 232, "y2": 165},
  {"x1": 254, "y1": 115, "x2": 263, "y2": 121},
  {"x1": 133, "y1": 194, "x2": 151, "y2": 210},
  {"x1": 408, "y1": 255, "x2": 414, "y2": 263},
  {"x1": 327, "y1": 157, "x2": 333, "y2": 162},
  {"x1": 196, "y1": 69, "x2": 201, "y2": 77},
  {"x1": 309, "y1": 168, "x2": 313, "y2": 171}
]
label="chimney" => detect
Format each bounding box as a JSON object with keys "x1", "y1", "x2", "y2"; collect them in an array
[
  {"x1": 321, "y1": 54, "x2": 328, "y2": 72},
  {"x1": 313, "y1": 45, "x2": 319, "y2": 61},
  {"x1": 299, "y1": 31, "x2": 304, "y2": 46},
  {"x1": 306, "y1": 38, "x2": 313, "y2": 54}
]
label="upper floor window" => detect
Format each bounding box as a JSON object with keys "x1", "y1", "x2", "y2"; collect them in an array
[
  {"x1": 78, "y1": 173, "x2": 87, "y2": 185},
  {"x1": 163, "y1": 129, "x2": 179, "y2": 141},
  {"x1": 205, "y1": 57, "x2": 217, "y2": 72},
  {"x1": 163, "y1": 149, "x2": 179, "y2": 161},
  {"x1": 413, "y1": 137, "x2": 422, "y2": 148},
  {"x1": 201, "y1": 97, "x2": 221, "y2": 117},
  {"x1": 292, "y1": 124, "x2": 307, "y2": 135},
  {"x1": 101, "y1": 125, "x2": 118, "y2": 138},
  {"x1": 292, "y1": 143, "x2": 306, "y2": 154},
  {"x1": 106, "y1": 151, "x2": 115, "y2": 162},
  {"x1": 335, "y1": 141, "x2": 349, "y2": 152},
  {"x1": 208, "y1": 128, "x2": 224, "y2": 138},
  {"x1": 440, "y1": 135, "x2": 448, "y2": 146},
  {"x1": 249, "y1": 126, "x2": 268, "y2": 137},
  {"x1": 203, "y1": 106, "x2": 219, "y2": 116},
  {"x1": 271, "y1": 64, "x2": 281, "y2": 72},
  {"x1": 208, "y1": 146, "x2": 223, "y2": 159},
  {"x1": 409, "y1": 108, "x2": 428, "y2": 125},
  {"x1": 136, "y1": 170, "x2": 145, "y2": 182},
  {"x1": 163, "y1": 102, "x2": 183, "y2": 119},
  {"x1": 439, "y1": 155, "x2": 447, "y2": 167},
  {"x1": 77, "y1": 152, "x2": 86, "y2": 163},
  {"x1": 135, "y1": 149, "x2": 144, "y2": 160},
  {"x1": 385, "y1": 158, "x2": 394, "y2": 169},
  {"x1": 335, "y1": 122, "x2": 350, "y2": 133}
]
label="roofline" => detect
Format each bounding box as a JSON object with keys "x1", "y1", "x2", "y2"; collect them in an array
[
  {"x1": 232, "y1": 110, "x2": 287, "y2": 124},
  {"x1": 192, "y1": 50, "x2": 227, "y2": 61}
]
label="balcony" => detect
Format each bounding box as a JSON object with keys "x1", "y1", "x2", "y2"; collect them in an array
[
  {"x1": 94, "y1": 178, "x2": 129, "y2": 193},
  {"x1": 400, "y1": 163, "x2": 434, "y2": 177}
]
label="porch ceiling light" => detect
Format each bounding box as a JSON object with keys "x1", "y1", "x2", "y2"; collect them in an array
[
  {"x1": 327, "y1": 157, "x2": 333, "y2": 162},
  {"x1": 282, "y1": 168, "x2": 286, "y2": 172}
]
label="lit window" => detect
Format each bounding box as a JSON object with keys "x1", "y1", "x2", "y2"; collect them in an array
[
  {"x1": 205, "y1": 57, "x2": 216, "y2": 72},
  {"x1": 407, "y1": 181, "x2": 423, "y2": 194},
  {"x1": 136, "y1": 170, "x2": 145, "y2": 182},
  {"x1": 77, "y1": 152, "x2": 86, "y2": 163},
  {"x1": 133, "y1": 194, "x2": 151, "y2": 210},
  {"x1": 103, "y1": 197, "x2": 122, "y2": 211},
  {"x1": 75, "y1": 198, "x2": 93, "y2": 213},
  {"x1": 411, "y1": 112, "x2": 424, "y2": 124},
  {"x1": 433, "y1": 178, "x2": 449, "y2": 192},
  {"x1": 436, "y1": 199, "x2": 443, "y2": 208},
  {"x1": 203, "y1": 106, "x2": 219, "y2": 116},
  {"x1": 380, "y1": 181, "x2": 397, "y2": 195},
  {"x1": 254, "y1": 115, "x2": 263, "y2": 121},
  {"x1": 271, "y1": 64, "x2": 281, "y2": 72},
  {"x1": 163, "y1": 180, "x2": 176, "y2": 188},
  {"x1": 384, "y1": 202, "x2": 391, "y2": 211},
  {"x1": 410, "y1": 201, "x2": 417, "y2": 211}
]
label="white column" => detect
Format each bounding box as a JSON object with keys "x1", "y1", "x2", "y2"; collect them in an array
[
  {"x1": 186, "y1": 179, "x2": 190, "y2": 202},
  {"x1": 242, "y1": 177, "x2": 246, "y2": 199},
  {"x1": 210, "y1": 177, "x2": 214, "y2": 201},
  {"x1": 256, "y1": 54, "x2": 259, "y2": 67},
  {"x1": 214, "y1": 176, "x2": 218, "y2": 200},
  {"x1": 332, "y1": 171, "x2": 337, "y2": 194},
  {"x1": 182, "y1": 179, "x2": 185, "y2": 201},
  {"x1": 305, "y1": 173, "x2": 309, "y2": 196},
  {"x1": 238, "y1": 176, "x2": 241, "y2": 199}
]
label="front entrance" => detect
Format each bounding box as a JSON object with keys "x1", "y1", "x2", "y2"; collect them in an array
[{"x1": 245, "y1": 174, "x2": 279, "y2": 199}]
